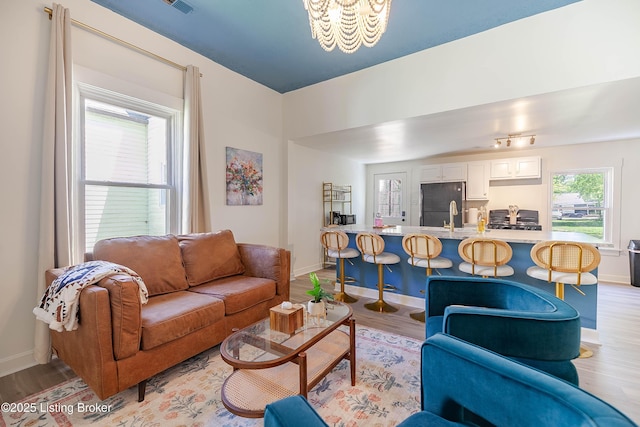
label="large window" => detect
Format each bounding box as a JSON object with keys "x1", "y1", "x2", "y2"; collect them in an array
[
  {"x1": 79, "y1": 90, "x2": 181, "y2": 253},
  {"x1": 551, "y1": 169, "x2": 611, "y2": 241}
]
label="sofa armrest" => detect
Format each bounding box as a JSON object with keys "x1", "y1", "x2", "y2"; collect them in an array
[
  {"x1": 265, "y1": 395, "x2": 328, "y2": 427},
  {"x1": 46, "y1": 268, "x2": 119, "y2": 400},
  {"x1": 426, "y1": 276, "x2": 557, "y2": 315},
  {"x1": 46, "y1": 268, "x2": 143, "y2": 361},
  {"x1": 237, "y1": 243, "x2": 291, "y2": 300},
  {"x1": 443, "y1": 305, "x2": 581, "y2": 361},
  {"x1": 421, "y1": 334, "x2": 637, "y2": 427},
  {"x1": 93, "y1": 273, "x2": 143, "y2": 360}
]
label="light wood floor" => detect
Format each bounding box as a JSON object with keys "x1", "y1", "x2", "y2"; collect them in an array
[{"x1": 2, "y1": 269, "x2": 639, "y2": 424}]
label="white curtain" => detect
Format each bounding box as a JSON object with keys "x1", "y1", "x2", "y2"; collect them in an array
[
  {"x1": 183, "y1": 65, "x2": 210, "y2": 233},
  {"x1": 34, "y1": 3, "x2": 75, "y2": 364}
]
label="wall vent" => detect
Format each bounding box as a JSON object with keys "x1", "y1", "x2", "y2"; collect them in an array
[{"x1": 163, "y1": 0, "x2": 194, "y2": 14}]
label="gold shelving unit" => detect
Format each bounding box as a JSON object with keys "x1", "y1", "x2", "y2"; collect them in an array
[
  {"x1": 323, "y1": 182, "x2": 352, "y2": 227},
  {"x1": 322, "y1": 183, "x2": 353, "y2": 268}
]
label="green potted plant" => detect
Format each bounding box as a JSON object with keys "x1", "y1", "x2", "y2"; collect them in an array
[{"x1": 307, "y1": 272, "x2": 334, "y2": 318}]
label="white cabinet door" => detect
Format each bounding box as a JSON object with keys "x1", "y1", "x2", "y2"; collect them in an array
[
  {"x1": 466, "y1": 161, "x2": 489, "y2": 200},
  {"x1": 490, "y1": 159, "x2": 513, "y2": 179},
  {"x1": 421, "y1": 163, "x2": 467, "y2": 182},
  {"x1": 420, "y1": 165, "x2": 443, "y2": 182},
  {"x1": 490, "y1": 156, "x2": 541, "y2": 180},
  {"x1": 442, "y1": 163, "x2": 467, "y2": 181},
  {"x1": 514, "y1": 157, "x2": 541, "y2": 178}
]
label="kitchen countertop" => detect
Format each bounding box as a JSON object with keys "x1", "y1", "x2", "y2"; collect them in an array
[{"x1": 327, "y1": 224, "x2": 610, "y2": 247}]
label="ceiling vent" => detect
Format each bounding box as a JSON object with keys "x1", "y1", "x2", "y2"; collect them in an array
[{"x1": 163, "y1": 0, "x2": 193, "y2": 14}]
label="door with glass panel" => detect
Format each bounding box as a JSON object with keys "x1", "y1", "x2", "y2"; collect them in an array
[{"x1": 374, "y1": 172, "x2": 407, "y2": 225}]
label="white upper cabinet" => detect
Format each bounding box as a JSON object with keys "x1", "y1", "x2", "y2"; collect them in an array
[
  {"x1": 420, "y1": 163, "x2": 467, "y2": 183},
  {"x1": 490, "y1": 156, "x2": 541, "y2": 180},
  {"x1": 466, "y1": 161, "x2": 489, "y2": 200}
]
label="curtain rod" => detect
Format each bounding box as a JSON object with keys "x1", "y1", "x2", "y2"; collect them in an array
[{"x1": 44, "y1": 6, "x2": 200, "y2": 75}]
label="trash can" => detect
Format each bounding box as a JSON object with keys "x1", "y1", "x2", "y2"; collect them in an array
[{"x1": 628, "y1": 240, "x2": 640, "y2": 287}]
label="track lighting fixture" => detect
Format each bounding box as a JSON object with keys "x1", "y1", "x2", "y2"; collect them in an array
[{"x1": 494, "y1": 133, "x2": 536, "y2": 149}]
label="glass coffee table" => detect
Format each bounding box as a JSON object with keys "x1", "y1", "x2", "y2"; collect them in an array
[{"x1": 220, "y1": 301, "x2": 356, "y2": 418}]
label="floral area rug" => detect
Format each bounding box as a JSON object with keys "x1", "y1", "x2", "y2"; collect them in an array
[{"x1": 1, "y1": 326, "x2": 422, "y2": 427}]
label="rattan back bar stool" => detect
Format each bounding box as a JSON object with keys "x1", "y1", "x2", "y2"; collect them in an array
[
  {"x1": 458, "y1": 238, "x2": 514, "y2": 278},
  {"x1": 320, "y1": 230, "x2": 359, "y2": 303},
  {"x1": 402, "y1": 233, "x2": 453, "y2": 322},
  {"x1": 526, "y1": 240, "x2": 601, "y2": 300},
  {"x1": 526, "y1": 240, "x2": 601, "y2": 358},
  {"x1": 356, "y1": 232, "x2": 401, "y2": 313}
]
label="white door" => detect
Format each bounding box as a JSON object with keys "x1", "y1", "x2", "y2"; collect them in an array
[{"x1": 374, "y1": 172, "x2": 408, "y2": 225}]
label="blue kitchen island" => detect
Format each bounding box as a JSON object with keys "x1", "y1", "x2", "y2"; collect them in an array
[{"x1": 328, "y1": 225, "x2": 607, "y2": 330}]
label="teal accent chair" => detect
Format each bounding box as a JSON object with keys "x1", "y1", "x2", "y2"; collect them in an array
[
  {"x1": 264, "y1": 334, "x2": 638, "y2": 427},
  {"x1": 425, "y1": 275, "x2": 581, "y2": 384}
]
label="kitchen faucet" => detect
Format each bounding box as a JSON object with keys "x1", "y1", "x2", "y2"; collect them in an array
[{"x1": 444, "y1": 200, "x2": 458, "y2": 231}]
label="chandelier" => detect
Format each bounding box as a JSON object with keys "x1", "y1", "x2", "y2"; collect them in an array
[
  {"x1": 302, "y1": 0, "x2": 392, "y2": 53},
  {"x1": 494, "y1": 134, "x2": 536, "y2": 148}
]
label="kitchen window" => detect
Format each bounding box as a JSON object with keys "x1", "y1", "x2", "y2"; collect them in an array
[
  {"x1": 551, "y1": 169, "x2": 612, "y2": 241},
  {"x1": 78, "y1": 87, "x2": 182, "y2": 254}
]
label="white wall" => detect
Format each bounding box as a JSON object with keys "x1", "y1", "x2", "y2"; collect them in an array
[
  {"x1": 288, "y1": 144, "x2": 365, "y2": 276},
  {"x1": 283, "y1": 0, "x2": 640, "y2": 139},
  {"x1": 0, "y1": 1, "x2": 283, "y2": 375}
]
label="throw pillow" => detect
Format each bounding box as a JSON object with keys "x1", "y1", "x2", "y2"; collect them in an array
[
  {"x1": 178, "y1": 230, "x2": 245, "y2": 286},
  {"x1": 93, "y1": 235, "x2": 189, "y2": 296}
]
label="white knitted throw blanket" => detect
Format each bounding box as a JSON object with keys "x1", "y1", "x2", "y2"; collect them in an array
[{"x1": 33, "y1": 260, "x2": 149, "y2": 332}]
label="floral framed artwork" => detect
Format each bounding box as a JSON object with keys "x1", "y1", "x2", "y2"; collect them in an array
[{"x1": 225, "y1": 147, "x2": 263, "y2": 205}]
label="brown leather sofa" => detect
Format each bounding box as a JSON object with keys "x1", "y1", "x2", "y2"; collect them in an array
[{"x1": 45, "y1": 230, "x2": 291, "y2": 401}]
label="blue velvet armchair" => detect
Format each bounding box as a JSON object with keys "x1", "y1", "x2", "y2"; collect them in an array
[
  {"x1": 264, "y1": 334, "x2": 637, "y2": 427},
  {"x1": 425, "y1": 275, "x2": 581, "y2": 384}
]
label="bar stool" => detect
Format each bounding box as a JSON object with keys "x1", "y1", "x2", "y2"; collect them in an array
[
  {"x1": 356, "y1": 232, "x2": 400, "y2": 313},
  {"x1": 320, "y1": 230, "x2": 359, "y2": 303},
  {"x1": 402, "y1": 233, "x2": 452, "y2": 322},
  {"x1": 458, "y1": 238, "x2": 514, "y2": 278},
  {"x1": 527, "y1": 240, "x2": 600, "y2": 300},
  {"x1": 526, "y1": 240, "x2": 601, "y2": 358}
]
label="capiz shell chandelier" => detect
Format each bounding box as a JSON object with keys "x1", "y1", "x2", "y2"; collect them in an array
[{"x1": 303, "y1": 0, "x2": 392, "y2": 53}]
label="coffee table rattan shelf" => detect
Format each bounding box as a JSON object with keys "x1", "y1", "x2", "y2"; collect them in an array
[{"x1": 220, "y1": 301, "x2": 356, "y2": 418}]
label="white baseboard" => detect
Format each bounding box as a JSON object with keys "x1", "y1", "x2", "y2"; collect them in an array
[
  {"x1": 0, "y1": 349, "x2": 37, "y2": 378},
  {"x1": 293, "y1": 263, "x2": 323, "y2": 278},
  {"x1": 581, "y1": 327, "x2": 601, "y2": 345},
  {"x1": 598, "y1": 273, "x2": 631, "y2": 285}
]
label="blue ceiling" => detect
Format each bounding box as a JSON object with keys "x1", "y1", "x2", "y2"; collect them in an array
[{"x1": 90, "y1": 0, "x2": 580, "y2": 94}]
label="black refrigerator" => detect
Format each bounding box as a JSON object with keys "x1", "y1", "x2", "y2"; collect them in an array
[{"x1": 420, "y1": 182, "x2": 465, "y2": 228}]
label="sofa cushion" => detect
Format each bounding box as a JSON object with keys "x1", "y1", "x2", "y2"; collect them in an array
[
  {"x1": 93, "y1": 235, "x2": 189, "y2": 297},
  {"x1": 140, "y1": 291, "x2": 225, "y2": 350},
  {"x1": 178, "y1": 230, "x2": 245, "y2": 286},
  {"x1": 189, "y1": 276, "x2": 276, "y2": 315}
]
